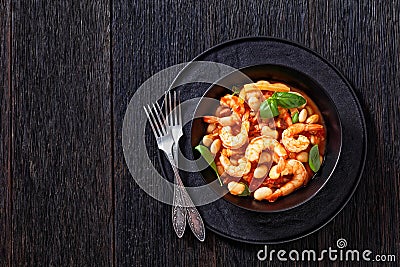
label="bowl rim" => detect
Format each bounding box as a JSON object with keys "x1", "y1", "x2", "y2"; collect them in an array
[{"x1": 190, "y1": 63, "x2": 343, "y2": 213}]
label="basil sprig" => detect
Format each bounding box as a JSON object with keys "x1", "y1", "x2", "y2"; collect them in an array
[
  {"x1": 260, "y1": 92, "x2": 306, "y2": 119},
  {"x1": 195, "y1": 145, "x2": 223, "y2": 186},
  {"x1": 231, "y1": 85, "x2": 241, "y2": 96},
  {"x1": 309, "y1": 144, "x2": 321, "y2": 172},
  {"x1": 260, "y1": 98, "x2": 279, "y2": 119},
  {"x1": 272, "y1": 92, "x2": 306, "y2": 108}
]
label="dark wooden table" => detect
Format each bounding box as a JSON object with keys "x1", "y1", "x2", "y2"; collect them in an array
[{"x1": 1, "y1": 1, "x2": 399, "y2": 266}]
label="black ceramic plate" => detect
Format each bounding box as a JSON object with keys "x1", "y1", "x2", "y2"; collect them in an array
[
  {"x1": 155, "y1": 37, "x2": 367, "y2": 243},
  {"x1": 191, "y1": 64, "x2": 342, "y2": 212}
]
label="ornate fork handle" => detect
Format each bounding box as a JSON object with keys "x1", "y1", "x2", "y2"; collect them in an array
[
  {"x1": 171, "y1": 175, "x2": 186, "y2": 238},
  {"x1": 167, "y1": 154, "x2": 205, "y2": 242},
  {"x1": 180, "y1": 184, "x2": 206, "y2": 242}
]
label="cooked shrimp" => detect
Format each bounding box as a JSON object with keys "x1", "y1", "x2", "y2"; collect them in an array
[
  {"x1": 239, "y1": 83, "x2": 261, "y2": 99},
  {"x1": 221, "y1": 146, "x2": 247, "y2": 157},
  {"x1": 245, "y1": 136, "x2": 287, "y2": 162},
  {"x1": 261, "y1": 125, "x2": 278, "y2": 139},
  {"x1": 281, "y1": 123, "x2": 324, "y2": 153},
  {"x1": 203, "y1": 112, "x2": 241, "y2": 127},
  {"x1": 216, "y1": 161, "x2": 224, "y2": 176},
  {"x1": 239, "y1": 84, "x2": 264, "y2": 111},
  {"x1": 219, "y1": 154, "x2": 251, "y2": 177},
  {"x1": 220, "y1": 94, "x2": 245, "y2": 115},
  {"x1": 276, "y1": 157, "x2": 286, "y2": 174},
  {"x1": 220, "y1": 121, "x2": 249, "y2": 149},
  {"x1": 265, "y1": 159, "x2": 307, "y2": 202}
]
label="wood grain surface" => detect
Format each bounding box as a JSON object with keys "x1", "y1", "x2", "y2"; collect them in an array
[
  {"x1": 0, "y1": 0, "x2": 11, "y2": 264},
  {"x1": 7, "y1": 1, "x2": 113, "y2": 266},
  {"x1": 1, "y1": 0, "x2": 399, "y2": 266}
]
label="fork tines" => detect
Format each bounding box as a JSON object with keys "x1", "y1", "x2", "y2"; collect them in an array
[
  {"x1": 143, "y1": 102, "x2": 168, "y2": 138},
  {"x1": 164, "y1": 90, "x2": 182, "y2": 127}
]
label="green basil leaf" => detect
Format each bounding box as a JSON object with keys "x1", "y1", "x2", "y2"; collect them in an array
[
  {"x1": 292, "y1": 112, "x2": 299, "y2": 123},
  {"x1": 195, "y1": 145, "x2": 223, "y2": 186},
  {"x1": 259, "y1": 100, "x2": 274, "y2": 119},
  {"x1": 238, "y1": 183, "x2": 251, "y2": 196},
  {"x1": 272, "y1": 92, "x2": 306, "y2": 109},
  {"x1": 268, "y1": 98, "x2": 280, "y2": 117},
  {"x1": 309, "y1": 144, "x2": 321, "y2": 172},
  {"x1": 260, "y1": 99, "x2": 279, "y2": 119}
]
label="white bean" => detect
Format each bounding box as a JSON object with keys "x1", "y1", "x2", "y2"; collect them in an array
[
  {"x1": 228, "y1": 181, "x2": 245, "y2": 195},
  {"x1": 298, "y1": 109, "x2": 308, "y2": 122},
  {"x1": 310, "y1": 135, "x2": 320, "y2": 145},
  {"x1": 269, "y1": 165, "x2": 280, "y2": 179},
  {"x1": 296, "y1": 151, "x2": 309, "y2": 162},
  {"x1": 306, "y1": 114, "x2": 319, "y2": 124},
  {"x1": 206, "y1": 123, "x2": 216, "y2": 133},
  {"x1": 254, "y1": 165, "x2": 269, "y2": 179},
  {"x1": 202, "y1": 135, "x2": 214, "y2": 147},
  {"x1": 210, "y1": 139, "x2": 221, "y2": 154},
  {"x1": 259, "y1": 152, "x2": 272, "y2": 164},
  {"x1": 254, "y1": 187, "x2": 273, "y2": 201}
]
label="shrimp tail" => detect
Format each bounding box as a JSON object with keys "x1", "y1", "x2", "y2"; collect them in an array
[{"x1": 203, "y1": 116, "x2": 218, "y2": 124}]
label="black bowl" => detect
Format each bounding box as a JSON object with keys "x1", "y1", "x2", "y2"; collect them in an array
[{"x1": 191, "y1": 64, "x2": 342, "y2": 212}]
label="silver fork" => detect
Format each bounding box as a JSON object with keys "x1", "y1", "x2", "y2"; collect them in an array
[
  {"x1": 164, "y1": 90, "x2": 206, "y2": 242},
  {"x1": 144, "y1": 101, "x2": 205, "y2": 242},
  {"x1": 164, "y1": 91, "x2": 186, "y2": 238}
]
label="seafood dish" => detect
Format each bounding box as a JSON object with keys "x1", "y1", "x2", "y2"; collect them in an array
[{"x1": 198, "y1": 80, "x2": 326, "y2": 202}]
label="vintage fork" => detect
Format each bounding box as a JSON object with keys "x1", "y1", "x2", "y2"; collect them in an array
[
  {"x1": 144, "y1": 101, "x2": 205, "y2": 241},
  {"x1": 164, "y1": 90, "x2": 206, "y2": 241},
  {"x1": 164, "y1": 91, "x2": 186, "y2": 237}
]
